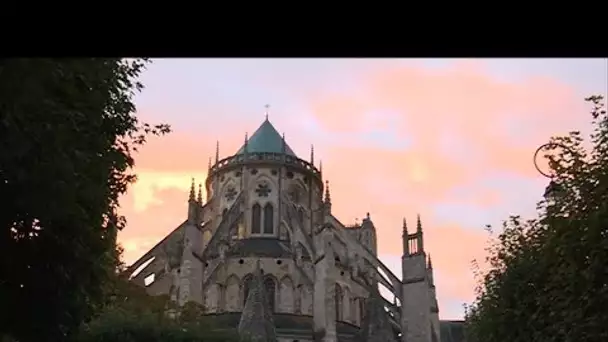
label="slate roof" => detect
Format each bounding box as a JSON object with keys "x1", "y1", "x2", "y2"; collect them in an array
[
  {"x1": 235, "y1": 119, "x2": 297, "y2": 157},
  {"x1": 227, "y1": 238, "x2": 310, "y2": 259}
]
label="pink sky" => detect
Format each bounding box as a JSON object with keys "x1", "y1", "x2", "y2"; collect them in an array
[{"x1": 118, "y1": 58, "x2": 607, "y2": 319}]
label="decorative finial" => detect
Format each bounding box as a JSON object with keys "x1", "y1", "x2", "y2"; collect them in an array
[
  {"x1": 189, "y1": 178, "x2": 195, "y2": 202},
  {"x1": 427, "y1": 253, "x2": 433, "y2": 269},
  {"x1": 366, "y1": 212, "x2": 370, "y2": 220},
  {"x1": 310, "y1": 145, "x2": 315, "y2": 164},
  {"x1": 264, "y1": 104, "x2": 270, "y2": 121},
  {"x1": 281, "y1": 133, "x2": 286, "y2": 154},
  {"x1": 244, "y1": 132, "x2": 249, "y2": 153},
  {"x1": 324, "y1": 180, "x2": 331, "y2": 204},
  {"x1": 417, "y1": 213, "x2": 422, "y2": 232},
  {"x1": 197, "y1": 183, "x2": 203, "y2": 204},
  {"x1": 215, "y1": 141, "x2": 219, "y2": 163},
  {"x1": 403, "y1": 217, "x2": 409, "y2": 255},
  {"x1": 319, "y1": 160, "x2": 323, "y2": 174}
]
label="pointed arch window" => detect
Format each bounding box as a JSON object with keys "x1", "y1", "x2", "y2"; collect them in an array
[
  {"x1": 335, "y1": 284, "x2": 343, "y2": 321},
  {"x1": 264, "y1": 277, "x2": 276, "y2": 312},
  {"x1": 359, "y1": 297, "x2": 367, "y2": 322},
  {"x1": 263, "y1": 203, "x2": 274, "y2": 234},
  {"x1": 251, "y1": 204, "x2": 261, "y2": 234}
]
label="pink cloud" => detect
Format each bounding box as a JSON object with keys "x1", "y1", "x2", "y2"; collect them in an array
[
  {"x1": 117, "y1": 60, "x2": 596, "y2": 319},
  {"x1": 308, "y1": 60, "x2": 586, "y2": 179},
  {"x1": 298, "y1": 60, "x2": 588, "y2": 313}
]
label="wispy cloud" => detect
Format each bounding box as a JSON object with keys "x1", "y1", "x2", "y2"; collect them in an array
[{"x1": 118, "y1": 58, "x2": 607, "y2": 319}]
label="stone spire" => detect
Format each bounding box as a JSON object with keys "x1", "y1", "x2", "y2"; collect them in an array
[
  {"x1": 215, "y1": 141, "x2": 220, "y2": 163},
  {"x1": 281, "y1": 133, "x2": 286, "y2": 154},
  {"x1": 324, "y1": 180, "x2": 332, "y2": 213},
  {"x1": 356, "y1": 288, "x2": 398, "y2": 342},
  {"x1": 189, "y1": 178, "x2": 195, "y2": 202},
  {"x1": 188, "y1": 178, "x2": 197, "y2": 223},
  {"x1": 310, "y1": 144, "x2": 314, "y2": 164},
  {"x1": 427, "y1": 253, "x2": 433, "y2": 269},
  {"x1": 244, "y1": 132, "x2": 249, "y2": 153},
  {"x1": 416, "y1": 213, "x2": 424, "y2": 253},
  {"x1": 207, "y1": 156, "x2": 212, "y2": 172},
  {"x1": 238, "y1": 261, "x2": 277, "y2": 342},
  {"x1": 402, "y1": 217, "x2": 409, "y2": 255},
  {"x1": 197, "y1": 183, "x2": 203, "y2": 204}
]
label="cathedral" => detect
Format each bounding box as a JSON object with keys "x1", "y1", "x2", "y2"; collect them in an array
[{"x1": 127, "y1": 117, "x2": 465, "y2": 342}]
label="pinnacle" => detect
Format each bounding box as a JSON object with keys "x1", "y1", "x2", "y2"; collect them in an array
[
  {"x1": 197, "y1": 183, "x2": 203, "y2": 204},
  {"x1": 189, "y1": 178, "x2": 195, "y2": 202}
]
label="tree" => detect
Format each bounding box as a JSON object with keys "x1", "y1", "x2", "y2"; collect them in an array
[
  {"x1": 465, "y1": 95, "x2": 608, "y2": 342},
  {"x1": 75, "y1": 274, "x2": 239, "y2": 342},
  {"x1": 0, "y1": 59, "x2": 170, "y2": 342}
]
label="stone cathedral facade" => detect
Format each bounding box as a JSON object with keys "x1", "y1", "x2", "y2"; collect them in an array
[{"x1": 128, "y1": 118, "x2": 465, "y2": 342}]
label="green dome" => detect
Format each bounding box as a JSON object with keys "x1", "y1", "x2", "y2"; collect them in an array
[{"x1": 235, "y1": 119, "x2": 297, "y2": 157}]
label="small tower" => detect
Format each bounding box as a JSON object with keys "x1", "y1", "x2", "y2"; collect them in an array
[
  {"x1": 360, "y1": 212, "x2": 378, "y2": 256},
  {"x1": 400, "y1": 214, "x2": 431, "y2": 342}
]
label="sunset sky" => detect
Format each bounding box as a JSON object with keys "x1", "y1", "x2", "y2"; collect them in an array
[{"x1": 118, "y1": 58, "x2": 607, "y2": 320}]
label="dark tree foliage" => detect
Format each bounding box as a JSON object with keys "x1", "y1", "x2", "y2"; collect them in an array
[
  {"x1": 0, "y1": 58, "x2": 170, "y2": 342},
  {"x1": 76, "y1": 275, "x2": 239, "y2": 342},
  {"x1": 465, "y1": 95, "x2": 608, "y2": 342}
]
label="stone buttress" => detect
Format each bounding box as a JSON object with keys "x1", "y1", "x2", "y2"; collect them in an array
[{"x1": 238, "y1": 261, "x2": 277, "y2": 342}]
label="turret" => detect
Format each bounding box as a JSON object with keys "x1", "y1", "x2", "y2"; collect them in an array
[
  {"x1": 400, "y1": 214, "x2": 431, "y2": 342},
  {"x1": 360, "y1": 212, "x2": 378, "y2": 255},
  {"x1": 401, "y1": 214, "x2": 424, "y2": 257}
]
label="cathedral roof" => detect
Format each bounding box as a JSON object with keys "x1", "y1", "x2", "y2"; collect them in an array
[{"x1": 235, "y1": 119, "x2": 297, "y2": 157}]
